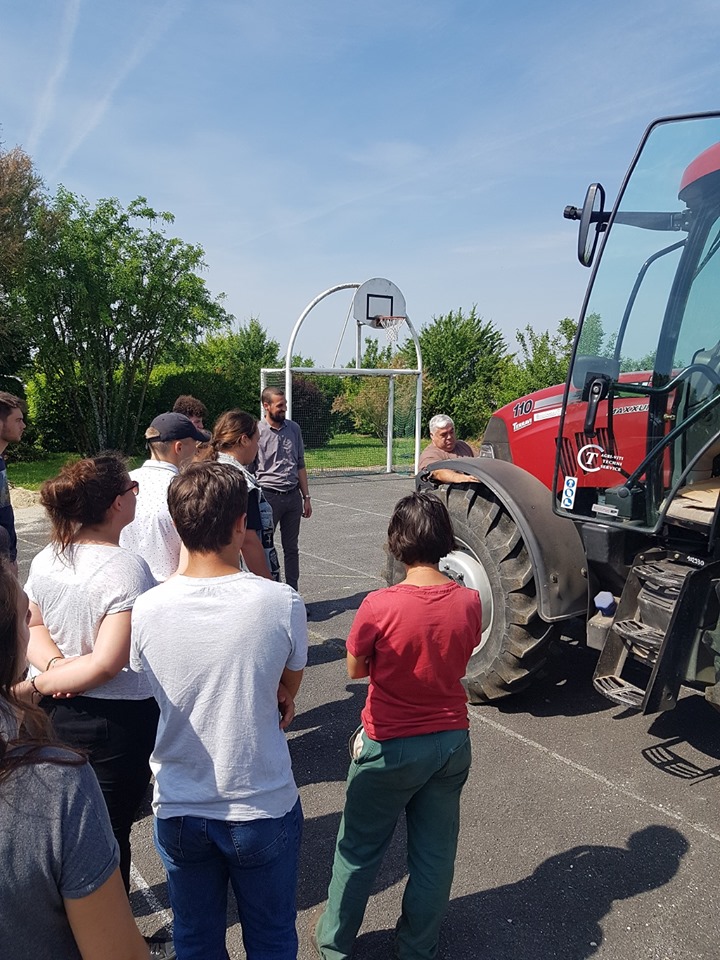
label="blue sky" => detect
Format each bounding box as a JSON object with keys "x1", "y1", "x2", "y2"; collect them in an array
[{"x1": 2, "y1": 0, "x2": 720, "y2": 367}]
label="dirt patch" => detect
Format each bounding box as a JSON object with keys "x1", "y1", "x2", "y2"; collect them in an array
[{"x1": 10, "y1": 486, "x2": 41, "y2": 509}]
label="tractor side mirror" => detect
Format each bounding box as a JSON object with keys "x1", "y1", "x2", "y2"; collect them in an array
[
  {"x1": 571, "y1": 355, "x2": 620, "y2": 391},
  {"x1": 566, "y1": 183, "x2": 607, "y2": 267}
]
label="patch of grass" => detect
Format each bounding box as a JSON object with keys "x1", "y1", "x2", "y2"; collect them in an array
[
  {"x1": 305, "y1": 433, "x2": 415, "y2": 471},
  {"x1": 6, "y1": 435, "x2": 414, "y2": 488},
  {"x1": 7, "y1": 453, "x2": 79, "y2": 490},
  {"x1": 7, "y1": 452, "x2": 145, "y2": 490}
]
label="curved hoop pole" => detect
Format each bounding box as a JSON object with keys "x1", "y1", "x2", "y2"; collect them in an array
[
  {"x1": 399, "y1": 315, "x2": 423, "y2": 473},
  {"x1": 284, "y1": 283, "x2": 360, "y2": 419}
]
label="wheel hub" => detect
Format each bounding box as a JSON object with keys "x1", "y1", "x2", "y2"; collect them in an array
[{"x1": 439, "y1": 544, "x2": 493, "y2": 653}]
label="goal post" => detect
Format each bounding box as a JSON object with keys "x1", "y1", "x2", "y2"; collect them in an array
[{"x1": 260, "y1": 364, "x2": 422, "y2": 476}]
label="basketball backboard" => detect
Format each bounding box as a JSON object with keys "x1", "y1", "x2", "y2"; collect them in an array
[{"x1": 352, "y1": 278, "x2": 407, "y2": 328}]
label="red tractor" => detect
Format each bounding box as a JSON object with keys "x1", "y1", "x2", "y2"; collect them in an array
[{"x1": 411, "y1": 112, "x2": 720, "y2": 713}]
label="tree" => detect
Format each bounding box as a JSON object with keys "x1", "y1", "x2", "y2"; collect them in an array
[
  {"x1": 16, "y1": 189, "x2": 231, "y2": 453},
  {"x1": 498, "y1": 317, "x2": 577, "y2": 405},
  {"x1": 401, "y1": 307, "x2": 508, "y2": 439},
  {"x1": 332, "y1": 358, "x2": 417, "y2": 441},
  {"x1": 292, "y1": 376, "x2": 334, "y2": 448},
  {"x1": 0, "y1": 144, "x2": 44, "y2": 375},
  {"x1": 190, "y1": 320, "x2": 281, "y2": 413}
]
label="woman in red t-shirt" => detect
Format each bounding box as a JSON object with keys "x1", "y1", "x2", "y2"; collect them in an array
[{"x1": 313, "y1": 492, "x2": 482, "y2": 960}]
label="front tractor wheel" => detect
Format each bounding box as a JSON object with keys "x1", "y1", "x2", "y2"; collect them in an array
[{"x1": 439, "y1": 483, "x2": 557, "y2": 703}]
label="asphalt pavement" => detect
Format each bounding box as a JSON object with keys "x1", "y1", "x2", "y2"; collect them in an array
[{"x1": 14, "y1": 473, "x2": 720, "y2": 959}]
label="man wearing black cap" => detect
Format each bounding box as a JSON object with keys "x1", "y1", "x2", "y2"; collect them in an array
[{"x1": 120, "y1": 412, "x2": 206, "y2": 581}]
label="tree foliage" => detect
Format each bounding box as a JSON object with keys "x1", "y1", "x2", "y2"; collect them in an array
[
  {"x1": 332, "y1": 357, "x2": 417, "y2": 442},
  {"x1": 498, "y1": 317, "x2": 577, "y2": 406},
  {"x1": 188, "y1": 320, "x2": 281, "y2": 413},
  {"x1": 0, "y1": 144, "x2": 44, "y2": 375},
  {"x1": 291, "y1": 376, "x2": 333, "y2": 448},
  {"x1": 15, "y1": 190, "x2": 231, "y2": 453},
  {"x1": 400, "y1": 307, "x2": 508, "y2": 439}
]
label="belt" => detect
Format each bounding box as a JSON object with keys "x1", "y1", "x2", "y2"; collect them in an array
[{"x1": 265, "y1": 486, "x2": 299, "y2": 496}]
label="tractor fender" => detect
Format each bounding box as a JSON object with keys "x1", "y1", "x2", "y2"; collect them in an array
[{"x1": 420, "y1": 457, "x2": 587, "y2": 622}]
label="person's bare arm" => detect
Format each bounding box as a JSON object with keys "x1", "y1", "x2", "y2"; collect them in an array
[
  {"x1": 11, "y1": 677, "x2": 37, "y2": 705},
  {"x1": 428, "y1": 467, "x2": 476, "y2": 484},
  {"x1": 34, "y1": 611, "x2": 132, "y2": 696},
  {"x1": 65, "y1": 866, "x2": 150, "y2": 960},
  {"x1": 298, "y1": 468, "x2": 312, "y2": 518},
  {"x1": 280, "y1": 667, "x2": 303, "y2": 700},
  {"x1": 26, "y1": 602, "x2": 63, "y2": 672},
  {"x1": 277, "y1": 680, "x2": 296, "y2": 730},
  {"x1": 347, "y1": 651, "x2": 370, "y2": 679},
  {"x1": 240, "y1": 529, "x2": 272, "y2": 579}
]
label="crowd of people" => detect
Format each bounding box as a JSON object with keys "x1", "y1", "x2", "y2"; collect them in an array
[{"x1": 0, "y1": 391, "x2": 481, "y2": 960}]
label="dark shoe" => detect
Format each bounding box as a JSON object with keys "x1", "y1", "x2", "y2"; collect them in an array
[{"x1": 144, "y1": 935, "x2": 176, "y2": 959}]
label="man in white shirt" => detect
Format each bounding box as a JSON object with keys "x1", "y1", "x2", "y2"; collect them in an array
[{"x1": 120, "y1": 412, "x2": 206, "y2": 580}]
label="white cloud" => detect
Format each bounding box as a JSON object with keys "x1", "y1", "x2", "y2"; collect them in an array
[
  {"x1": 26, "y1": 0, "x2": 81, "y2": 155},
  {"x1": 49, "y1": 0, "x2": 186, "y2": 180}
]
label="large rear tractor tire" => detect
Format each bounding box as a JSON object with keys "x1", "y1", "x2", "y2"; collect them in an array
[{"x1": 439, "y1": 482, "x2": 558, "y2": 703}]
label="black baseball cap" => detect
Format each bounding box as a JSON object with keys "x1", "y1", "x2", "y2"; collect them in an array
[{"x1": 146, "y1": 412, "x2": 207, "y2": 443}]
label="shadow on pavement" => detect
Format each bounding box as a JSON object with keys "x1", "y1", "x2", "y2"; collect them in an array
[
  {"x1": 492, "y1": 639, "x2": 612, "y2": 721},
  {"x1": 434, "y1": 825, "x2": 688, "y2": 959},
  {"x1": 307, "y1": 591, "x2": 370, "y2": 623},
  {"x1": 642, "y1": 693, "x2": 720, "y2": 780},
  {"x1": 290, "y1": 684, "x2": 367, "y2": 788}
]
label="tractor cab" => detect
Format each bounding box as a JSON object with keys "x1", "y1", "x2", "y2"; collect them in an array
[
  {"x1": 557, "y1": 115, "x2": 720, "y2": 539},
  {"x1": 559, "y1": 113, "x2": 720, "y2": 711}
]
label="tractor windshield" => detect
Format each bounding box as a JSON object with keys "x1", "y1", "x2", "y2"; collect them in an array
[{"x1": 556, "y1": 114, "x2": 720, "y2": 532}]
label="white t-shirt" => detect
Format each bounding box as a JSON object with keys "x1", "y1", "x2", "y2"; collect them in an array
[
  {"x1": 131, "y1": 572, "x2": 308, "y2": 821},
  {"x1": 25, "y1": 543, "x2": 156, "y2": 700},
  {"x1": 119, "y1": 460, "x2": 180, "y2": 581}
]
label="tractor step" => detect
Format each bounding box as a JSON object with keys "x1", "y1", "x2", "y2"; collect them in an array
[
  {"x1": 593, "y1": 675, "x2": 646, "y2": 709},
  {"x1": 613, "y1": 619, "x2": 664, "y2": 662},
  {"x1": 593, "y1": 557, "x2": 696, "y2": 714}
]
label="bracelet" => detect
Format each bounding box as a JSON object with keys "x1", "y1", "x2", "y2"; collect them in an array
[
  {"x1": 303, "y1": 495, "x2": 311, "y2": 500},
  {"x1": 46, "y1": 656, "x2": 63, "y2": 671},
  {"x1": 29, "y1": 674, "x2": 41, "y2": 698}
]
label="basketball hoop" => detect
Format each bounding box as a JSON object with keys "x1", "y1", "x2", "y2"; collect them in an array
[{"x1": 375, "y1": 315, "x2": 406, "y2": 345}]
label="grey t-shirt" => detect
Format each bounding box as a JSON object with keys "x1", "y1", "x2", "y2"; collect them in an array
[
  {"x1": 255, "y1": 418, "x2": 306, "y2": 492},
  {"x1": 0, "y1": 741, "x2": 119, "y2": 959},
  {"x1": 131, "y1": 571, "x2": 308, "y2": 821}
]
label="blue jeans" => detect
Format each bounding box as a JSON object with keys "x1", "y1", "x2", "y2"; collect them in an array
[{"x1": 154, "y1": 798, "x2": 303, "y2": 960}]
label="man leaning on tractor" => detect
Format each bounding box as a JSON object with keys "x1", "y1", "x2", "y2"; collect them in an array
[{"x1": 417, "y1": 414, "x2": 476, "y2": 484}]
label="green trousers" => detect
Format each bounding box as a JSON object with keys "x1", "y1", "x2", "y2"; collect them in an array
[{"x1": 316, "y1": 728, "x2": 471, "y2": 960}]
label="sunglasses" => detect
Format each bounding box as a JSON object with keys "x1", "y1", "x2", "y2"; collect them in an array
[{"x1": 122, "y1": 480, "x2": 140, "y2": 497}]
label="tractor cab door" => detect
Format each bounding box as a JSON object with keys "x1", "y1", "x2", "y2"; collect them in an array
[{"x1": 555, "y1": 114, "x2": 720, "y2": 534}]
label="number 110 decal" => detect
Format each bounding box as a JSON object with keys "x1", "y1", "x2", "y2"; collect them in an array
[{"x1": 513, "y1": 398, "x2": 534, "y2": 418}]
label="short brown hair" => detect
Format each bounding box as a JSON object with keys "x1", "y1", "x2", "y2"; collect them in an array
[
  {"x1": 173, "y1": 395, "x2": 208, "y2": 420},
  {"x1": 0, "y1": 392, "x2": 26, "y2": 424},
  {"x1": 167, "y1": 461, "x2": 249, "y2": 554},
  {"x1": 261, "y1": 386, "x2": 285, "y2": 406},
  {"x1": 387, "y1": 492, "x2": 455, "y2": 566}
]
